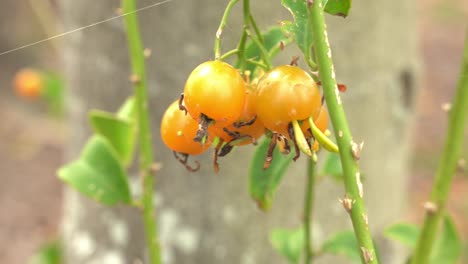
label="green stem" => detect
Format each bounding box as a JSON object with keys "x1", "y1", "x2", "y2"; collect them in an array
[
  {"x1": 235, "y1": 0, "x2": 251, "y2": 72},
  {"x1": 121, "y1": 1, "x2": 161, "y2": 263},
  {"x1": 214, "y1": 0, "x2": 240, "y2": 59},
  {"x1": 249, "y1": 13, "x2": 264, "y2": 44},
  {"x1": 246, "y1": 29, "x2": 273, "y2": 70},
  {"x1": 308, "y1": 1, "x2": 378, "y2": 263},
  {"x1": 410, "y1": 33, "x2": 468, "y2": 264},
  {"x1": 304, "y1": 158, "x2": 316, "y2": 264},
  {"x1": 219, "y1": 49, "x2": 240, "y2": 60}
]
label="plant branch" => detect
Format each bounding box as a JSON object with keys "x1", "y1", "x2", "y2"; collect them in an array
[
  {"x1": 304, "y1": 158, "x2": 316, "y2": 264},
  {"x1": 246, "y1": 30, "x2": 272, "y2": 70},
  {"x1": 122, "y1": 1, "x2": 161, "y2": 263},
  {"x1": 308, "y1": 1, "x2": 378, "y2": 263},
  {"x1": 214, "y1": 0, "x2": 240, "y2": 59},
  {"x1": 410, "y1": 33, "x2": 468, "y2": 264}
]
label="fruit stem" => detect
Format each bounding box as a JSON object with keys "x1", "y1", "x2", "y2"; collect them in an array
[
  {"x1": 308, "y1": 1, "x2": 378, "y2": 263},
  {"x1": 219, "y1": 49, "x2": 240, "y2": 60},
  {"x1": 410, "y1": 32, "x2": 468, "y2": 264},
  {"x1": 245, "y1": 29, "x2": 273, "y2": 70},
  {"x1": 214, "y1": 0, "x2": 240, "y2": 60},
  {"x1": 121, "y1": 0, "x2": 161, "y2": 263}
]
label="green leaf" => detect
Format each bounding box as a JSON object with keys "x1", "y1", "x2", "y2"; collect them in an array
[
  {"x1": 249, "y1": 137, "x2": 294, "y2": 211},
  {"x1": 321, "y1": 230, "x2": 361, "y2": 263},
  {"x1": 281, "y1": 0, "x2": 313, "y2": 62},
  {"x1": 324, "y1": 0, "x2": 352, "y2": 17},
  {"x1": 89, "y1": 108, "x2": 136, "y2": 167},
  {"x1": 41, "y1": 72, "x2": 64, "y2": 117},
  {"x1": 384, "y1": 222, "x2": 420, "y2": 249},
  {"x1": 431, "y1": 215, "x2": 462, "y2": 264},
  {"x1": 117, "y1": 96, "x2": 136, "y2": 119},
  {"x1": 29, "y1": 239, "x2": 62, "y2": 264},
  {"x1": 320, "y1": 152, "x2": 343, "y2": 181},
  {"x1": 241, "y1": 26, "x2": 290, "y2": 75},
  {"x1": 270, "y1": 227, "x2": 305, "y2": 264},
  {"x1": 58, "y1": 135, "x2": 132, "y2": 205}
]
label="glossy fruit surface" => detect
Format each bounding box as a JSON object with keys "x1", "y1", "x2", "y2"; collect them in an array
[
  {"x1": 209, "y1": 85, "x2": 265, "y2": 145},
  {"x1": 160, "y1": 100, "x2": 211, "y2": 155},
  {"x1": 254, "y1": 65, "x2": 321, "y2": 136},
  {"x1": 13, "y1": 68, "x2": 43, "y2": 99},
  {"x1": 184, "y1": 60, "x2": 246, "y2": 125}
]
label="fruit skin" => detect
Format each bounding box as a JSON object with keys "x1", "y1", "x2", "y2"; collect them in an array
[
  {"x1": 160, "y1": 100, "x2": 211, "y2": 155},
  {"x1": 209, "y1": 85, "x2": 265, "y2": 145},
  {"x1": 13, "y1": 68, "x2": 43, "y2": 99},
  {"x1": 254, "y1": 65, "x2": 321, "y2": 136},
  {"x1": 184, "y1": 60, "x2": 246, "y2": 125}
]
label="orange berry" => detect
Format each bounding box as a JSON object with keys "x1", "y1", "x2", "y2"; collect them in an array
[{"x1": 13, "y1": 68, "x2": 43, "y2": 99}]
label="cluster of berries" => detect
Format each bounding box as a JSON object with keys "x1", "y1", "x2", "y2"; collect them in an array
[{"x1": 160, "y1": 60, "x2": 329, "y2": 172}]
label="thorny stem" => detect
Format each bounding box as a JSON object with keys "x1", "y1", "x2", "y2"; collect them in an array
[
  {"x1": 214, "y1": 0, "x2": 240, "y2": 59},
  {"x1": 121, "y1": 1, "x2": 161, "y2": 263},
  {"x1": 304, "y1": 158, "x2": 316, "y2": 264},
  {"x1": 410, "y1": 33, "x2": 468, "y2": 264},
  {"x1": 308, "y1": 1, "x2": 378, "y2": 263}
]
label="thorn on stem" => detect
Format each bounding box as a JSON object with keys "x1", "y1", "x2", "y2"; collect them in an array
[
  {"x1": 441, "y1": 102, "x2": 452, "y2": 112},
  {"x1": 423, "y1": 201, "x2": 438, "y2": 214},
  {"x1": 143, "y1": 48, "x2": 152, "y2": 58},
  {"x1": 280, "y1": 41, "x2": 285, "y2": 51},
  {"x1": 115, "y1": 8, "x2": 123, "y2": 15},
  {"x1": 360, "y1": 247, "x2": 374, "y2": 263},
  {"x1": 339, "y1": 196, "x2": 354, "y2": 213},
  {"x1": 351, "y1": 141, "x2": 364, "y2": 160},
  {"x1": 150, "y1": 163, "x2": 163, "y2": 173},
  {"x1": 130, "y1": 74, "x2": 140, "y2": 84},
  {"x1": 458, "y1": 158, "x2": 466, "y2": 173}
]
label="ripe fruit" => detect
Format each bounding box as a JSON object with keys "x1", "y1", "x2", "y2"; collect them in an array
[
  {"x1": 183, "y1": 60, "x2": 246, "y2": 126},
  {"x1": 254, "y1": 65, "x2": 321, "y2": 137},
  {"x1": 209, "y1": 84, "x2": 265, "y2": 145},
  {"x1": 160, "y1": 100, "x2": 211, "y2": 155},
  {"x1": 13, "y1": 68, "x2": 43, "y2": 99}
]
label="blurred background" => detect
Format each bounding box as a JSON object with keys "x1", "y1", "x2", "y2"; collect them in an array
[{"x1": 0, "y1": 0, "x2": 467, "y2": 263}]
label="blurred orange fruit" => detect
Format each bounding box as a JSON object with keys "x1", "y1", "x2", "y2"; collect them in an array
[{"x1": 13, "y1": 68, "x2": 43, "y2": 99}]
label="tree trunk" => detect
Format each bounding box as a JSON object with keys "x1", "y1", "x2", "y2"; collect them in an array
[{"x1": 60, "y1": 1, "x2": 417, "y2": 263}]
